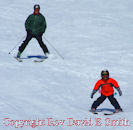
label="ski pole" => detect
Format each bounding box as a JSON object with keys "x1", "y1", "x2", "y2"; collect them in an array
[
  {"x1": 43, "y1": 36, "x2": 64, "y2": 59},
  {"x1": 8, "y1": 35, "x2": 25, "y2": 54}
]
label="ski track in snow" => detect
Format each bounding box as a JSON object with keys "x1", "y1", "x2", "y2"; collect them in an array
[{"x1": 0, "y1": 0, "x2": 133, "y2": 129}]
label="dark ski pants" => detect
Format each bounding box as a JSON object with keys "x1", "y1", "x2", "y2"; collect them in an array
[
  {"x1": 18, "y1": 33, "x2": 49, "y2": 54},
  {"x1": 91, "y1": 94, "x2": 121, "y2": 110}
]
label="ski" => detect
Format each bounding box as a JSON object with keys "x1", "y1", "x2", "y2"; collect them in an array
[
  {"x1": 14, "y1": 57, "x2": 23, "y2": 62},
  {"x1": 14, "y1": 56, "x2": 47, "y2": 63},
  {"x1": 89, "y1": 110, "x2": 98, "y2": 114},
  {"x1": 34, "y1": 59, "x2": 45, "y2": 62},
  {"x1": 92, "y1": 112, "x2": 98, "y2": 114},
  {"x1": 104, "y1": 111, "x2": 123, "y2": 115},
  {"x1": 104, "y1": 112, "x2": 115, "y2": 115}
]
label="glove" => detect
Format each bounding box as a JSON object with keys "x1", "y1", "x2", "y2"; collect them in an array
[
  {"x1": 90, "y1": 90, "x2": 97, "y2": 99},
  {"x1": 116, "y1": 87, "x2": 122, "y2": 96}
]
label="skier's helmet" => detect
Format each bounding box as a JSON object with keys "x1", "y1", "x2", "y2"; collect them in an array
[
  {"x1": 101, "y1": 70, "x2": 109, "y2": 79},
  {"x1": 34, "y1": 4, "x2": 40, "y2": 10}
]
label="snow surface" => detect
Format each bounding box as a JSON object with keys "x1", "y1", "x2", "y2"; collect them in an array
[{"x1": 0, "y1": 0, "x2": 133, "y2": 129}]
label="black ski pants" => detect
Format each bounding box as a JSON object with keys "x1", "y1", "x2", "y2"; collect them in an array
[
  {"x1": 19, "y1": 33, "x2": 49, "y2": 54},
  {"x1": 91, "y1": 94, "x2": 121, "y2": 109}
]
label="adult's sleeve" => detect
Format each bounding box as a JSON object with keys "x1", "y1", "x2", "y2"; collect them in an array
[
  {"x1": 25, "y1": 15, "x2": 32, "y2": 30},
  {"x1": 41, "y1": 15, "x2": 47, "y2": 33}
]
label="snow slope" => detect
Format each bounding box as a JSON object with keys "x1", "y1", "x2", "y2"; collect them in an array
[{"x1": 0, "y1": 0, "x2": 133, "y2": 129}]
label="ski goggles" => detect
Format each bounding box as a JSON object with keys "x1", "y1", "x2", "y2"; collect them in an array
[{"x1": 102, "y1": 75, "x2": 109, "y2": 79}]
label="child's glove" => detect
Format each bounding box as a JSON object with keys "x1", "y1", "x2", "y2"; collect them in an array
[
  {"x1": 90, "y1": 90, "x2": 97, "y2": 98},
  {"x1": 116, "y1": 87, "x2": 122, "y2": 96}
]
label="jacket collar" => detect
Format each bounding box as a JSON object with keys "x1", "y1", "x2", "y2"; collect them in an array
[{"x1": 33, "y1": 12, "x2": 40, "y2": 15}]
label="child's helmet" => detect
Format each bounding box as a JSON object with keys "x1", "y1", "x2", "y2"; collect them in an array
[{"x1": 101, "y1": 70, "x2": 109, "y2": 77}]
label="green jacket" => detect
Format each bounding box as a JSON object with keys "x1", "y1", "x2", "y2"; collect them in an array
[{"x1": 25, "y1": 13, "x2": 47, "y2": 36}]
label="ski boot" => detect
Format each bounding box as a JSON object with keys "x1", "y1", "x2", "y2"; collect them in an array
[{"x1": 17, "y1": 51, "x2": 21, "y2": 58}]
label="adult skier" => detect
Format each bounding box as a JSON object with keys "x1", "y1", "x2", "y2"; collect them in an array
[
  {"x1": 17, "y1": 4, "x2": 49, "y2": 58},
  {"x1": 90, "y1": 70, "x2": 123, "y2": 113}
]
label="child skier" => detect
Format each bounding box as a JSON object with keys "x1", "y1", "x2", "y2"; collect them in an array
[{"x1": 90, "y1": 70, "x2": 123, "y2": 113}]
